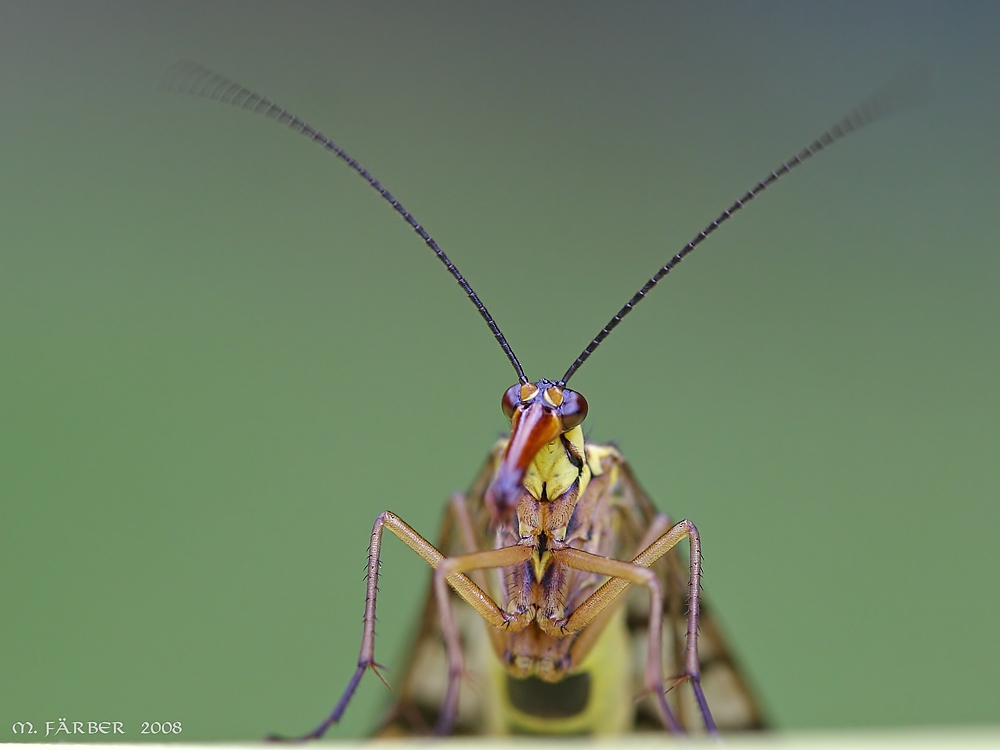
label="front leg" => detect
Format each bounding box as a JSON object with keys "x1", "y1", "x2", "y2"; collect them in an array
[
  {"x1": 555, "y1": 520, "x2": 716, "y2": 734},
  {"x1": 283, "y1": 510, "x2": 508, "y2": 741},
  {"x1": 432, "y1": 545, "x2": 534, "y2": 734},
  {"x1": 550, "y1": 546, "x2": 683, "y2": 733},
  {"x1": 631, "y1": 519, "x2": 714, "y2": 732}
]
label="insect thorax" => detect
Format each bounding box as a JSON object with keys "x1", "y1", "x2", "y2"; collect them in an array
[{"x1": 479, "y1": 437, "x2": 634, "y2": 733}]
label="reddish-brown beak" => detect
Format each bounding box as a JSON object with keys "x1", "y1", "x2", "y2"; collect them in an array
[{"x1": 487, "y1": 402, "x2": 563, "y2": 522}]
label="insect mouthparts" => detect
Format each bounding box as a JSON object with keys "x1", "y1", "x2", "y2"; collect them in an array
[{"x1": 485, "y1": 471, "x2": 522, "y2": 521}]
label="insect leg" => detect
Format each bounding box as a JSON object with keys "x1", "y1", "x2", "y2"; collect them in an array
[
  {"x1": 432, "y1": 545, "x2": 534, "y2": 734},
  {"x1": 552, "y1": 547, "x2": 682, "y2": 732},
  {"x1": 624, "y1": 512, "x2": 694, "y2": 725},
  {"x1": 449, "y1": 493, "x2": 481, "y2": 554},
  {"x1": 632, "y1": 520, "x2": 714, "y2": 732},
  {"x1": 374, "y1": 491, "x2": 502, "y2": 736},
  {"x1": 559, "y1": 521, "x2": 715, "y2": 734},
  {"x1": 561, "y1": 511, "x2": 675, "y2": 672},
  {"x1": 291, "y1": 511, "x2": 512, "y2": 740},
  {"x1": 445, "y1": 491, "x2": 516, "y2": 659},
  {"x1": 553, "y1": 507, "x2": 673, "y2": 673}
]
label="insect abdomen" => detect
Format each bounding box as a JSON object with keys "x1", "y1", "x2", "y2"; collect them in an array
[{"x1": 484, "y1": 607, "x2": 633, "y2": 734}]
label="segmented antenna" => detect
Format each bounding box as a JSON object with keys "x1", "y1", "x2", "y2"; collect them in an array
[
  {"x1": 162, "y1": 61, "x2": 528, "y2": 384},
  {"x1": 559, "y1": 68, "x2": 929, "y2": 385}
]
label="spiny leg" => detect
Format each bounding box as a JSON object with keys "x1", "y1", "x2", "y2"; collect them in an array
[
  {"x1": 276, "y1": 510, "x2": 507, "y2": 740},
  {"x1": 555, "y1": 519, "x2": 716, "y2": 734},
  {"x1": 553, "y1": 547, "x2": 681, "y2": 733},
  {"x1": 632, "y1": 520, "x2": 715, "y2": 733},
  {"x1": 613, "y1": 462, "x2": 715, "y2": 731},
  {"x1": 631, "y1": 512, "x2": 704, "y2": 729},
  {"x1": 561, "y1": 511, "x2": 674, "y2": 673},
  {"x1": 375, "y1": 489, "x2": 502, "y2": 735},
  {"x1": 432, "y1": 545, "x2": 533, "y2": 734}
]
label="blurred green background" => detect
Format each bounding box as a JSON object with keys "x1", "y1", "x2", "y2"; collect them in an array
[{"x1": 2, "y1": 0, "x2": 998, "y2": 741}]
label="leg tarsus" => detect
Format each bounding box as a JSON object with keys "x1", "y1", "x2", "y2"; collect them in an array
[
  {"x1": 653, "y1": 687, "x2": 683, "y2": 734},
  {"x1": 434, "y1": 664, "x2": 463, "y2": 735},
  {"x1": 662, "y1": 672, "x2": 718, "y2": 736},
  {"x1": 274, "y1": 509, "x2": 511, "y2": 740},
  {"x1": 267, "y1": 662, "x2": 370, "y2": 742},
  {"x1": 691, "y1": 675, "x2": 718, "y2": 734},
  {"x1": 267, "y1": 657, "x2": 399, "y2": 742}
]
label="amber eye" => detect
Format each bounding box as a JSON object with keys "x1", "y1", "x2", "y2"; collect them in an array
[
  {"x1": 501, "y1": 383, "x2": 521, "y2": 420},
  {"x1": 558, "y1": 388, "x2": 589, "y2": 430}
]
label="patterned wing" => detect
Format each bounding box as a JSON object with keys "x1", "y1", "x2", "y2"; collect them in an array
[{"x1": 613, "y1": 458, "x2": 768, "y2": 732}]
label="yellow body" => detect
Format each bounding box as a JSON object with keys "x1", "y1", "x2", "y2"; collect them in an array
[
  {"x1": 482, "y1": 604, "x2": 633, "y2": 734},
  {"x1": 480, "y1": 431, "x2": 634, "y2": 733}
]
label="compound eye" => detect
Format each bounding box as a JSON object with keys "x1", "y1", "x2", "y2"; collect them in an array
[
  {"x1": 501, "y1": 383, "x2": 521, "y2": 420},
  {"x1": 558, "y1": 389, "x2": 589, "y2": 431}
]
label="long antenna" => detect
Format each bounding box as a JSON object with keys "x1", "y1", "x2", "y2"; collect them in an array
[
  {"x1": 560, "y1": 68, "x2": 928, "y2": 386},
  {"x1": 163, "y1": 62, "x2": 528, "y2": 384}
]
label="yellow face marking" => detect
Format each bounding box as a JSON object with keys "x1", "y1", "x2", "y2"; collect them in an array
[
  {"x1": 520, "y1": 383, "x2": 539, "y2": 402},
  {"x1": 522, "y1": 425, "x2": 591, "y2": 504},
  {"x1": 543, "y1": 386, "x2": 563, "y2": 407}
]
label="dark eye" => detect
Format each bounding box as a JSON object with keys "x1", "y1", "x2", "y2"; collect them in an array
[
  {"x1": 501, "y1": 383, "x2": 521, "y2": 419},
  {"x1": 559, "y1": 389, "x2": 589, "y2": 430}
]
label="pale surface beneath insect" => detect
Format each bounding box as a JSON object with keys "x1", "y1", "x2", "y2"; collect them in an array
[{"x1": 7, "y1": 729, "x2": 999, "y2": 749}]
